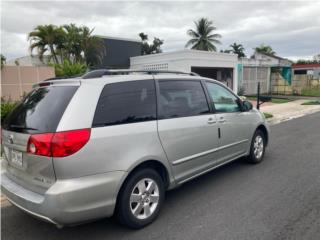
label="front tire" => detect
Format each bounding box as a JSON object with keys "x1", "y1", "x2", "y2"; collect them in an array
[
  {"x1": 246, "y1": 130, "x2": 266, "y2": 164},
  {"x1": 115, "y1": 168, "x2": 165, "y2": 229}
]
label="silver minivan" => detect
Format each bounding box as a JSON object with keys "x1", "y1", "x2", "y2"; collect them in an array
[{"x1": 1, "y1": 70, "x2": 269, "y2": 229}]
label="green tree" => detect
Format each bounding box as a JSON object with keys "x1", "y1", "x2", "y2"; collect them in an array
[
  {"x1": 229, "y1": 42, "x2": 246, "y2": 58},
  {"x1": 61, "y1": 23, "x2": 83, "y2": 63},
  {"x1": 28, "y1": 24, "x2": 65, "y2": 64},
  {"x1": 1, "y1": 54, "x2": 6, "y2": 69},
  {"x1": 185, "y1": 18, "x2": 221, "y2": 51},
  {"x1": 254, "y1": 44, "x2": 276, "y2": 55},
  {"x1": 296, "y1": 59, "x2": 320, "y2": 64},
  {"x1": 139, "y1": 32, "x2": 164, "y2": 55},
  {"x1": 80, "y1": 26, "x2": 106, "y2": 66},
  {"x1": 28, "y1": 24, "x2": 106, "y2": 67},
  {"x1": 52, "y1": 59, "x2": 87, "y2": 77}
]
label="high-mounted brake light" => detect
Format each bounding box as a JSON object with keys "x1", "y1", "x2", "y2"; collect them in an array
[{"x1": 27, "y1": 129, "x2": 91, "y2": 157}]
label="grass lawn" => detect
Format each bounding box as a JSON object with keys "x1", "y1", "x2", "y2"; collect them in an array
[
  {"x1": 301, "y1": 100, "x2": 320, "y2": 105},
  {"x1": 263, "y1": 112, "x2": 273, "y2": 119},
  {"x1": 301, "y1": 88, "x2": 320, "y2": 97},
  {"x1": 246, "y1": 96, "x2": 291, "y2": 104}
]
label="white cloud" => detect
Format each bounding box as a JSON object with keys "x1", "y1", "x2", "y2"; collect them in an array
[{"x1": 1, "y1": 1, "x2": 319, "y2": 60}]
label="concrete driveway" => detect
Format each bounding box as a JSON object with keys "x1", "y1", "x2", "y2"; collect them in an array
[{"x1": 259, "y1": 99, "x2": 320, "y2": 124}]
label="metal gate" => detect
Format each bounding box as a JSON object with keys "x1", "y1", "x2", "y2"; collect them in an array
[{"x1": 242, "y1": 66, "x2": 269, "y2": 95}]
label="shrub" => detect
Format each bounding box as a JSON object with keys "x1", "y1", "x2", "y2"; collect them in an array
[
  {"x1": 1, "y1": 99, "x2": 17, "y2": 122},
  {"x1": 52, "y1": 60, "x2": 87, "y2": 78},
  {"x1": 263, "y1": 112, "x2": 273, "y2": 119},
  {"x1": 237, "y1": 86, "x2": 245, "y2": 96},
  {"x1": 301, "y1": 100, "x2": 320, "y2": 105}
]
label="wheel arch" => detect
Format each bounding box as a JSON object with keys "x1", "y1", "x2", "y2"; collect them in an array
[
  {"x1": 256, "y1": 124, "x2": 269, "y2": 146},
  {"x1": 117, "y1": 159, "x2": 171, "y2": 198}
]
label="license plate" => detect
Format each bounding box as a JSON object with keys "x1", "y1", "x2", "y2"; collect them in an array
[{"x1": 11, "y1": 150, "x2": 23, "y2": 167}]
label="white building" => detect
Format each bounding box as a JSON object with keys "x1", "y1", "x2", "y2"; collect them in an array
[
  {"x1": 130, "y1": 49, "x2": 239, "y2": 92},
  {"x1": 238, "y1": 52, "x2": 292, "y2": 95}
]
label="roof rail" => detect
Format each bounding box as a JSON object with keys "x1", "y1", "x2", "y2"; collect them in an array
[{"x1": 81, "y1": 69, "x2": 199, "y2": 79}]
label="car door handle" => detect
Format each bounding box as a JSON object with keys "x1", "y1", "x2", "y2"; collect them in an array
[
  {"x1": 218, "y1": 117, "x2": 226, "y2": 123},
  {"x1": 207, "y1": 117, "x2": 216, "y2": 124}
]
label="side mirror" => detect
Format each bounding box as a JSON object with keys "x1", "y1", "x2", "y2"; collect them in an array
[{"x1": 242, "y1": 100, "x2": 253, "y2": 111}]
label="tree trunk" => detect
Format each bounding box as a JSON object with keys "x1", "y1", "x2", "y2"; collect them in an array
[{"x1": 49, "y1": 45, "x2": 59, "y2": 64}]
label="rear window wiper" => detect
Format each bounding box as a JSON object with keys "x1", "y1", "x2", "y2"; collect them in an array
[{"x1": 9, "y1": 125, "x2": 38, "y2": 131}]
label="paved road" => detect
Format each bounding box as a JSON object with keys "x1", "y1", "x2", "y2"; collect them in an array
[{"x1": 2, "y1": 112, "x2": 320, "y2": 240}]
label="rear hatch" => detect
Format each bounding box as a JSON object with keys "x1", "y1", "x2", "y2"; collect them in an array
[{"x1": 2, "y1": 83, "x2": 79, "y2": 194}]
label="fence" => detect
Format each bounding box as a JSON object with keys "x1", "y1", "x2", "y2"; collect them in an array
[
  {"x1": 291, "y1": 74, "x2": 320, "y2": 95},
  {"x1": 1, "y1": 66, "x2": 55, "y2": 101},
  {"x1": 241, "y1": 65, "x2": 320, "y2": 96},
  {"x1": 242, "y1": 66, "x2": 269, "y2": 95}
]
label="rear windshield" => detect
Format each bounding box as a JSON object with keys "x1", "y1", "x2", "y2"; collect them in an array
[{"x1": 3, "y1": 86, "x2": 78, "y2": 134}]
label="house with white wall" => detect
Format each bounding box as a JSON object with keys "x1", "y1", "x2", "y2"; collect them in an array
[
  {"x1": 238, "y1": 52, "x2": 292, "y2": 95},
  {"x1": 131, "y1": 49, "x2": 239, "y2": 92}
]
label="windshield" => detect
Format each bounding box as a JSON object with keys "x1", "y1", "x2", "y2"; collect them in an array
[{"x1": 3, "y1": 86, "x2": 78, "y2": 134}]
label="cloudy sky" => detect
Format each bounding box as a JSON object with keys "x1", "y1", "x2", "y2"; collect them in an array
[{"x1": 1, "y1": 0, "x2": 320, "y2": 61}]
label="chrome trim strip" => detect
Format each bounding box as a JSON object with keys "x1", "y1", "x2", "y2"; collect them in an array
[
  {"x1": 178, "y1": 152, "x2": 247, "y2": 185},
  {"x1": 172, "y1": 139, "x2": 249, "y2": 166}
]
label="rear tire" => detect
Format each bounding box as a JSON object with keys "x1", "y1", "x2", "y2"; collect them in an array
[
  {"x1": 246, "y1": 130, "x2": 266, "y2": 164},
  {"x1": 115, "y1": 168, "x2": 164, "y2": 229}
]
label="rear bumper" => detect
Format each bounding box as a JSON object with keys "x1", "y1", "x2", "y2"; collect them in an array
[{"x1": 1, "y1": 170, "x2": 127, "y2": 226}]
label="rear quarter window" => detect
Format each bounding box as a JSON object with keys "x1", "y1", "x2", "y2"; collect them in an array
[
  {"x1": 3, "y1": 86, "x2": 78, "y2": 133},
  {"x1": 92, "y1": 80, "x2": 156, "y2": 127}
]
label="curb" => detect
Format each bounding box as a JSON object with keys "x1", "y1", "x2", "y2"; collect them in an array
[{"x1": 267, "y1": 108, "x2": 320, "y2": 125}]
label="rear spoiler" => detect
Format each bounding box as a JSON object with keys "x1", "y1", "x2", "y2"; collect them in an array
[{"x1": 33, "y1": 79, "x2": 81, "y2": 88}]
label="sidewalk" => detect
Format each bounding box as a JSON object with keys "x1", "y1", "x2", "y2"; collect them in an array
[{"x1": 260, "y1": 99, "x2": 320, "y2": 125}]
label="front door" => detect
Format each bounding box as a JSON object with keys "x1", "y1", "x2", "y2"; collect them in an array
[
  {"x1": 156, "y1": 79, "x2": 220, "y2": 183},
  {"x1": 204, "y1": 81, "x2": 252, "y2": 163}
]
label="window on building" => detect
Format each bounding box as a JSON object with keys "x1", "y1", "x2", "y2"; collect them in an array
[{"x1": 294, "y1": 70, "x2": 307, "y2": 75}]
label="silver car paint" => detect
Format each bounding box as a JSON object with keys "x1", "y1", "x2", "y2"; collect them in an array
[
  {"x1": 2, "y1": 164, "x2": 127, "y2": 225},
  {"x1": 157, "y1": 114, "x2": 220, "y2": 182},
  {"x1": 1, "y1": 73, "x2": 269, "y2": 226},
  {"x1": 2, "y1": 130, "x2": 56, "y2": 194}
]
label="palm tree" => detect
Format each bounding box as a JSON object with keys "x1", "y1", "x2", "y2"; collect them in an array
[
  {"x1": 185, "y1": 18, "x2": 221, "y2": 51},
  {"x1": 80, "y1": 26, "x2": 106, "y2": 66},
  {"x1": 28, "y1": 24, "x2": 64, "y2": 64},
  {"x1": 29, "y1": 24, "x2": 106, "y2": 66},
  {"x1": 229, "y1": 43, "x2": 246, "y2": 58},
  {"x1": 254, "y1": 44, "x2": 276, "y2": 55},
  {"x1": 62, "y1": 24, "x2": 83, "y2": 63}
]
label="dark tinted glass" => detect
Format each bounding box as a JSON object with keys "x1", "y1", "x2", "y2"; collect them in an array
[
  {"x1": 3, "y1": 86, "x2": 78, "y2": 133},
  {"x1": 93, "y1": 80, "x2": 156, "y2": 127},
  {"x1": 158, "y1": 80, "x2": 209, "y2": 119}
]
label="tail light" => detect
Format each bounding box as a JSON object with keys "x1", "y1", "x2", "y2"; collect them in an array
[
  {"x1": 27, "y1": 129, "x2": 91, "y2": 157},
  {"x1": 27, "y1": 133, "x2": 54, "y2": 156}
]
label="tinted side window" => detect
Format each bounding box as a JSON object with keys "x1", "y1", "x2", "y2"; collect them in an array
[
  {"x1": 158, "y1": 80, "x2": 210, "y2": 119},
  {"x1": 205, "y1": 82, "x2": 240, "y2": 113},
  {"x1": 93, "y1": 80, "x2": 156, "y2": 127},
  {"x1": 3, "y1": 86, "x2": 78, "y2": 134}
]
